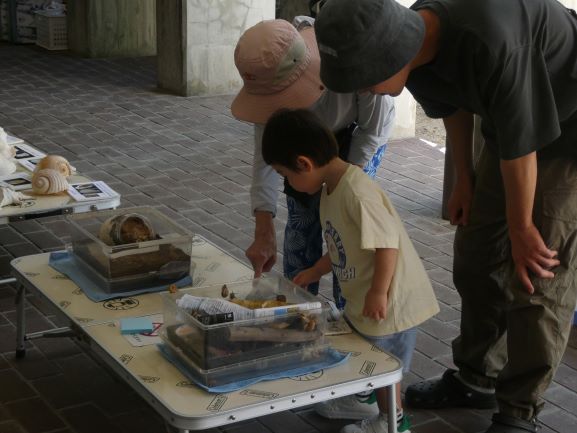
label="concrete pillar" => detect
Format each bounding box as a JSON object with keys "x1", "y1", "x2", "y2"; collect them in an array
[
  {"x1": 68, "y1": 0, "x2": 156, "y2": 58},
  {"x1": 392, "y1": 0, "x2": 418, "y2": 140},
  {"x1": 156, "y1": 0, "x2": 275, "y2": 96}
]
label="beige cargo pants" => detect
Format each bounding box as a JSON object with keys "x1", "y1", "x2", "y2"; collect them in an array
[{"x1": 452, "y1": 148, "x2": 577, "y2": 420}]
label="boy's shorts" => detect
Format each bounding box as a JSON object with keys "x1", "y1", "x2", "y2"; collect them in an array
[{"x1": 355, "y1": 326, "x2": 418, "y2": 373}]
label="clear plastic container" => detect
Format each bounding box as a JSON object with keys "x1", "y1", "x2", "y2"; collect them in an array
[
  {"x1": 160, "y1": 330, "x2": 330, "y2": 388},
  {"x1": 160, "y1": 276, "x2": 329, "y2": 381},
  {"x1": 67, "y1": 206, "x2": 193, "y2": 293}
]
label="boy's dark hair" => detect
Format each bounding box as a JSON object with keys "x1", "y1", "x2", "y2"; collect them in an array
[{"x1": 262, "y1": 108, "x2": 338, "y2": 171}]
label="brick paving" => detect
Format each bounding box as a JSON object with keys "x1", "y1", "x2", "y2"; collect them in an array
[{"x1": 0, "y1": 44, "x2": 576, "y2": 433}]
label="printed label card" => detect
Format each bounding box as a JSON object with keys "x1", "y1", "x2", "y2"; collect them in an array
[
  {"x1": 67, "y1": 181, "x2": 118, "y2": 202},
  {"x1": 13, "y1": 143, "x2": 45, "y2": 160},
  {"x1": 0, "y1": 172, "x2": 32, "y2": 191}
]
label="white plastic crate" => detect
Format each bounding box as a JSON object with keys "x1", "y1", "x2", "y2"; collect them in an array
[{"x1": 35, "y1": 11, "x2": 67, "y2": 50}]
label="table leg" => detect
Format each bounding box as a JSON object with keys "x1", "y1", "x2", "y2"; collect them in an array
[
  {"x1": 15, "y1": 284, "x2": 26, "y2": 358},
  {"x1": 0, "y1": 277, "x2": 17, "y2": 285},
  {"x1": 386, "y1": 384, "x2": 398, "y2": 433}
]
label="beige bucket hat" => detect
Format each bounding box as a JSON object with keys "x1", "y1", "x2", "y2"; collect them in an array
[{"x1": 231, "y1": 19, "x2": 324, "y2": 125}]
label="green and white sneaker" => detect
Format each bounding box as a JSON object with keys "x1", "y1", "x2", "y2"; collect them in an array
[
  {"x1": 315, "y1": 393, "x2": 379, "y2": 420},
  {"x1": 340, "y1": 413, "x2": 412, "y2": 433}
]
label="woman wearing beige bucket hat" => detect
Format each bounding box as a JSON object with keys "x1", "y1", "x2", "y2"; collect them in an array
[
  {"x1": 232, "y1": 14, "x2": 394, "y2": 337},
  {"x1": 232, "y1": 16, "x2": 395, "y2": 308}
]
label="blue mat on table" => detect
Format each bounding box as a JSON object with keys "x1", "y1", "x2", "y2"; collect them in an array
[
  {"x1": 158, "y1": 344, "x2": 350, "y2": 393},
  {"x1": 48, "y1": 251, "x2": 192, "y2": 302}
]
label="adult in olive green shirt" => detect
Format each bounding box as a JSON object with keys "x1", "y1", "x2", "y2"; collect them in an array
[{"x1": 315, "y1": 0, "x2": 577, "y2": 432}]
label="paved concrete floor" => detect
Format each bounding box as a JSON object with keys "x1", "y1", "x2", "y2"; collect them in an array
[{"x1": 0, "y1": 45, "x2": 576, "y2": 433}]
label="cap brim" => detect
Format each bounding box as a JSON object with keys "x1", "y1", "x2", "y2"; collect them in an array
[{"x1": 231, "y1": 27, "x2": 323, "y2": 125}]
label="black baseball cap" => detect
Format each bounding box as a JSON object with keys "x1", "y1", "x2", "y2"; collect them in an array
[{"x1": 315, "y1": 0, "x2": 425, "y2": 93}]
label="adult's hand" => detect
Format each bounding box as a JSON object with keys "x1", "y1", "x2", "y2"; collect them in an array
[
  {"x1": 448, "y1": 175, "x2": 473, "y2": 226},
  {"x1": 443, "y1": 109, "x2": 475, "y2": 226},
  {"x1": 509, "y1": 223, "x2": 559, "y2": 294},
  {"x1": 500, "y1": 152, "x2": 560, "y2": 293},
  {"x1": 245, "y1": 211, "x2": 276, "y2": 277}
]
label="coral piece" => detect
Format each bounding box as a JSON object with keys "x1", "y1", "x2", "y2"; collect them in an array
[
  {"x1": 0, "y1": 128, "x2": 16, "y2": 176},
  {"x1": 0, "y1": 157, "x2": 16, "y2": 176},
  {"x1": 31, "y1": 168, "x2": 69, "y2": 195},
  {"x1": 0, "y1": 187, "x2": 31, "y2": 207},
  {"x1": 35, "y1": 155, "x2": 76, "y2": 177},
  {"x1": 0, "y1": 128, "x2": 15, "y2": 159}
]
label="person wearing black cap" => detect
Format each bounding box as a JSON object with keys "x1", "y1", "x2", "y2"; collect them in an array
[{"x1": 316, "y1": 1, "x2": 577, "y2": 433}]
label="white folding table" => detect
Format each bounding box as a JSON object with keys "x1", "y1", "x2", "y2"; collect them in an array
[{"x1": 11, "y1": 235, "x2": 403, "y2": 433}]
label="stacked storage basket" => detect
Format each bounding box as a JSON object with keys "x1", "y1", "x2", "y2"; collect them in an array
[{"x1": 35, "y1": 10, "x2": 67, "y2": 50}]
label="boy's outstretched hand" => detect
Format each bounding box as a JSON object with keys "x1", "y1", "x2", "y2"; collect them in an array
[
  {"x1": 363, "y1": 290, "x2": 388, "y2": 321},
  {"x1": 293, "y1": 254, "x2": 332, "y2": 288},
  {"x1": 293, "y1": 267, "x2": 323, "y2": 288}
]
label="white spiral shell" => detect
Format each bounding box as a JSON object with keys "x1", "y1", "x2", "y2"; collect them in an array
[
  {"x1": 35, "y1": 155, "x2": 75, "y2": 177},
  {"x1": 31, "y1": 168, "x2": 69, "y2": 195}
]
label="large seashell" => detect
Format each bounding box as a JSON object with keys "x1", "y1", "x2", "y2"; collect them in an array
[
  {"x1": 35, "y1": 155, "x2": 76, "y2": 177},
  {"x1": 0, "y1": 156, "x2": 16, "y2": 176},
  {"x1": 31, "y1": 168, "x2": 69, "y2": 195},
  {"x1": 98, "y1": 213, "x2": 156, "y2": 246},
  {"x1": 0, "y1": 187, "x2": 31, "y2": 207}
]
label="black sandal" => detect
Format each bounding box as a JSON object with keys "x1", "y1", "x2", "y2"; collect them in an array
[
  {"x1": 405, "y1": 369, "x2": 497, "y2": 409},
  {"x1": 485, "y1": 414, "x2": 539, "y2": 433}
]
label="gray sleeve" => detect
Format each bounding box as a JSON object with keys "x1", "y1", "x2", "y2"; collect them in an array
[
  {"x1": 250, "y1": 124, "x2": 282, "y2": 216},
  {"x1": 292, "y1": 15, "x2": 315, "y2": 30},
  {"x1": 347, "y1": 93, "x2": 396, "y2": 165}
]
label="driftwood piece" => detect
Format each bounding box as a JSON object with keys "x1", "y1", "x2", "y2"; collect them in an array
[{"x1": 228, "y1": 327, "x2": 320, "y2": 343}]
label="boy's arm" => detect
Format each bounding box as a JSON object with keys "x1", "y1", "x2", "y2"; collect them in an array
[
  {"x1": 293, "y1": 254, "x2": 332, "y2": 287},
  {"x1": 363, "y1": 248, "x2": 398, "y2": 321}
]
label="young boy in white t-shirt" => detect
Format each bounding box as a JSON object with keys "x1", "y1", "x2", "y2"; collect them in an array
[{"x1": 262, "y1": 108, "x2": 439, "y2": 433}]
